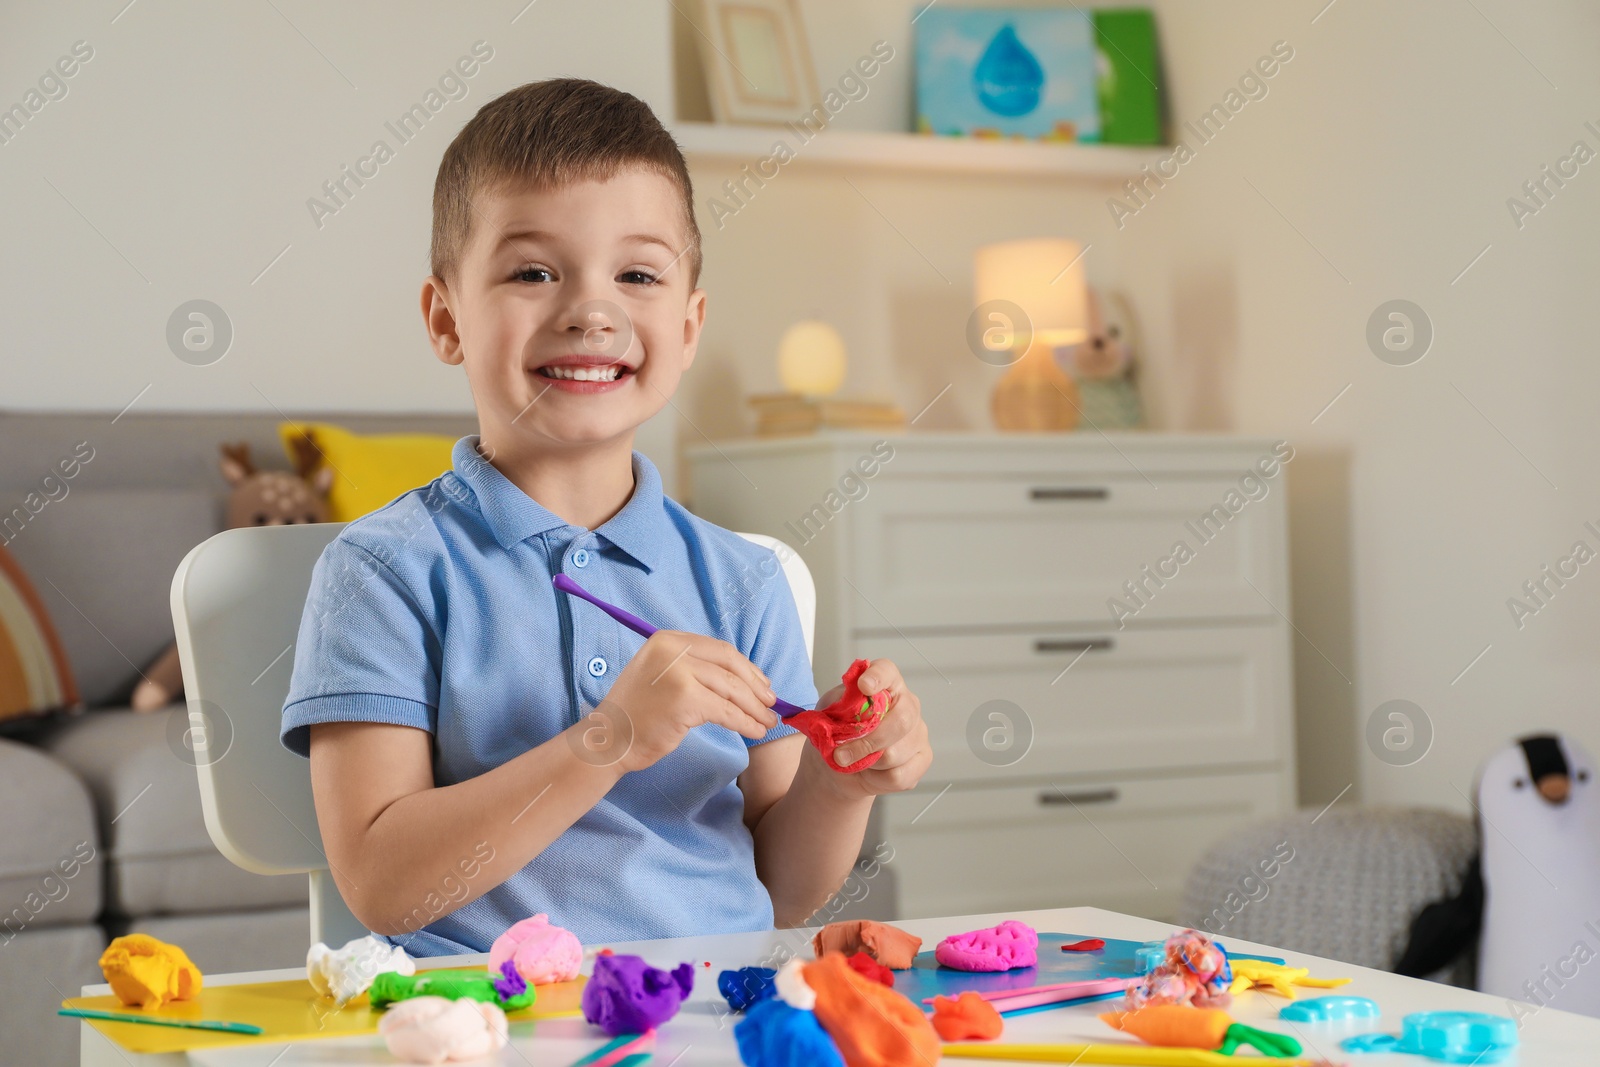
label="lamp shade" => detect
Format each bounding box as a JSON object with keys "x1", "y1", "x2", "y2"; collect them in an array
[
  {"x1": 974, "y1": 238, "x2": 1090, "y2": 347},
  {"x1": 777, "y1": 320, "x2": 848, "y2": 397}
]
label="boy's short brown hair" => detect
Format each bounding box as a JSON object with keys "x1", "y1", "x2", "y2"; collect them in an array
[{"x1": 430, "y1": 78, "x2": 701, "y2": 289}]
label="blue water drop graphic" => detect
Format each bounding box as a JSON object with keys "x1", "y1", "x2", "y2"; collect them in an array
[{"x1": 973, "y1": 25, "x2": 1044, "y2": 117}]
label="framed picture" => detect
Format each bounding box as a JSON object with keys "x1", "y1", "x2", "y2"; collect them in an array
[
  {"x1": 695, "y1": 0, "x2": 821, "y2": 126},
  {"x1": 915, "y1": 7, "x2": 1101, "y2": 142}
]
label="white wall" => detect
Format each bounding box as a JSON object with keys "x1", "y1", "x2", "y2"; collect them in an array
[
  {"x1": 8, "y1": 0, "x2": 1598, "y2": 813},
  {"x1": 1119, "y1": 0, "x2": 1600, "y2": 812},
  {"x1": 0, "y1": 0, "x2": 677, "y2": 460}
]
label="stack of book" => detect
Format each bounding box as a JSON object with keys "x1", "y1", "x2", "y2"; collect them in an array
[{"x1": 748, "y1": 393, "x2": 906, "y2": 436}]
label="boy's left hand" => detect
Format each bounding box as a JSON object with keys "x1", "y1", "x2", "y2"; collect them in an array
[{"x1": 808, "y1": 658, "x2": 931, "y2": 798}]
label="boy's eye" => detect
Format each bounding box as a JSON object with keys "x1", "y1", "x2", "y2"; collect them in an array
[
  {"x1": 619, "y1": 269, "x2": 660, "y2": 286},
  {"x1": 513, "y1": 265, "x2": 553, "y2": 283}
]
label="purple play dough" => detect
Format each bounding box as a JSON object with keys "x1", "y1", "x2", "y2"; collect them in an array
[{"x1": 580, "y1": 953, "x2": 695, "y2": 1036}]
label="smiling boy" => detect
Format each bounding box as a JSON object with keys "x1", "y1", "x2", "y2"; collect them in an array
[{"x1": 279, "y1": 79, "x2": 932, "y2": 953}]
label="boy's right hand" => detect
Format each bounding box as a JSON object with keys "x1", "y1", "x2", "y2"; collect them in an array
[{"x1": 567, "y1": 631, "x2": 778, "y2": 774}]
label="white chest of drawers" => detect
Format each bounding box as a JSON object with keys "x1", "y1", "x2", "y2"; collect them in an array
[{"x1": 686, "y1": 432, "x2": 1297, "y2": 923}]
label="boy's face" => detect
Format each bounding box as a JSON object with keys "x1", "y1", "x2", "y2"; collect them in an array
[{"x1": 422, "y1": 166, "x2": 704, "y2": 458}]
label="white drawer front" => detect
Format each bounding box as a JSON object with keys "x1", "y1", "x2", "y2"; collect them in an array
[
  {"x1": 856, "y1": 624, "x2": 1289, "y2": 782},
  {"x1": 849, "y1": 475, "x2": 1286, "y2": 629},
  {"x1": 878, "y1": 771, "x2": 1285, "y2": 922}
]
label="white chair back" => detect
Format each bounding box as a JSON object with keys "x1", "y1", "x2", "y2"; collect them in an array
[{"x1": 169, "y1": 522, "x2": 814, "y2": 947}]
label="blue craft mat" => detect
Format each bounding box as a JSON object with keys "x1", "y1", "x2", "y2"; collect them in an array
[{"x1": 890, "y1": 932, "x2": 1144, "y2": 1005}]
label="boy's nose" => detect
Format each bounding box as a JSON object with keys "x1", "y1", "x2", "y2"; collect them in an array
[{"x1": 562, "y1": 298, "x2": 634, "y2": 359}]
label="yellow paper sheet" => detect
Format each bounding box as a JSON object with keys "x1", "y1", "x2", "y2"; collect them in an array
[{"x1": 62, "y1": 969, "x2": 586, "y2": 1054}]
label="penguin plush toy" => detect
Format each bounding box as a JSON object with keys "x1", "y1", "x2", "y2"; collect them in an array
[{"x1": 1397, "y1": 733, "x2": 1600, "y2": 1018}]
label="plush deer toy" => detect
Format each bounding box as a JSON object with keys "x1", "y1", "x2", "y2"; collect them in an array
[{"x1": 129, "y1": 436, "x2": 334, "y2": 711}]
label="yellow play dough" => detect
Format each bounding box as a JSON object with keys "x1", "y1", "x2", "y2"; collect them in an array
[{"x1": 99, "y1": 934, "x2": 203, "y2": 1009}]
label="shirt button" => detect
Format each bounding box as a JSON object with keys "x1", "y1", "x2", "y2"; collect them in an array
[
  {"x1": 586, "y1": 656, "x2": 608, "y2": 678},
  {"x1": 573, "y1": 549, "x2": 590, "y2": 568}
]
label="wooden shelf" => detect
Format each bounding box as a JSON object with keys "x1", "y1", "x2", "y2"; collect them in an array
[{"x1": 672, "y1": 121, "x2": 1167, "y2": 180}]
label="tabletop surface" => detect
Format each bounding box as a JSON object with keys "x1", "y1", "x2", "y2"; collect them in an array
[{"x1": 77, "y1": 906, "x2": 1598, "y2": 1066}]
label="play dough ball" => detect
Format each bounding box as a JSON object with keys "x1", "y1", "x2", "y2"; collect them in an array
[
  {"x1": 378, "y1": 996, "x2": 508, "y2": 1064},
  {"x1": 99, "y1": 934, "x2": 202, "y2": 1009},
  {"x1": 488, "y1": 913, "x2": 583, "y2": 985},
  {"x1": 935, "y1": 920, "x2": 1039, "y2": 972}
]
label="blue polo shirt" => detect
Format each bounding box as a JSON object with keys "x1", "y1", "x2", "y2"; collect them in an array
[{"x1": 280, "y1": 435, "x2": 815, "y2": 954}]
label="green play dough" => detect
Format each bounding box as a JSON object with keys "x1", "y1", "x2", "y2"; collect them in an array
[{"x1": 368, "y1": 969, "x2": 536, "y2": 1012}]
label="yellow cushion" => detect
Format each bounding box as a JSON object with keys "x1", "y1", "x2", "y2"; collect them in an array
[{"x1": 278, "y1": 422, "x2": 457, "y2": 523}]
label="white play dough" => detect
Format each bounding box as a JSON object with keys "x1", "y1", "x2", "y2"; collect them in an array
[
  {"x1": 307, "y1": 935, "x2": 415, "y2": 1005},
  {"x1": 378, "y1": 996, "x2": 509, "y2": 1064}
]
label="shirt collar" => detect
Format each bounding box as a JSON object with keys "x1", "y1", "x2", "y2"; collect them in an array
[{"x1": 451, "y1": 435, "x2": 666, "y2": 572}]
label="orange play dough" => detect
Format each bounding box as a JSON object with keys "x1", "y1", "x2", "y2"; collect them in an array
[
  {"x1": 802, "y1": 952, "x2": 941, "y2": 1067},
  {"x1": 1100, "y1": 1004, "x2": 1235, "y2": 1049},
  {"x1": 811, "y1": 920, "x2": 923, "y2": 970},
  {"x1": 99, "y1": 933, "x2": 203, "y2": 1009},
  {"x1": 931, "y1": 991, "x2": 1004, "y2": 1041}
]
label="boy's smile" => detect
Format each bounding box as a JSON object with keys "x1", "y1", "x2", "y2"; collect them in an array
[{"x1": 422, "y1": 166, "x2": 704, "y2": 461}]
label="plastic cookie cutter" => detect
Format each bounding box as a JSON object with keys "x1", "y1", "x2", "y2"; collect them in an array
[
  {"x1": 1340, "y1": 1011, "x2": 1518, "y2": 1064},
  {"x1": 1278, "y1": 995, "x2": 1380, "y2": 1023}
]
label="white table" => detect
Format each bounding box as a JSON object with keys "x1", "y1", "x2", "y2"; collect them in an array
[{"x1": 79, "y1": 907, "x2": 1599, "y2": 1066}]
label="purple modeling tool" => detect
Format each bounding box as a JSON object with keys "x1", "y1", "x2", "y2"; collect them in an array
[{"x1": 551, "y1": 573, "x2": 811, "y2": 718}]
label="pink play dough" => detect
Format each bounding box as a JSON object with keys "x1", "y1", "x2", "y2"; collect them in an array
[
  {"x1": 488, "y1": 913, "x2": 583, "y2": 985},
  {"x1": 934, "y1": 920, "x2": 1040, "y2": 972},
  {"x1": 378, "y1": 996, "x2": 508, "y2": 1064}
]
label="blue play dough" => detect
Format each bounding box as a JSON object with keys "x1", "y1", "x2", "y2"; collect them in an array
[
  {"x1": 733, "y1": 998, "x2": 844, "y2": 1067},
  {"x1": 890, "y1": 932, "x2": 1144, "y2": 1007},
  {"x1": 718, "y1": 967, "x2": 776, "y2": 1013},
  {"x1": 972, "y1": 24, "x2": 1044, "y2": 117},
  {"x1": 1341, "y1": 1011, "x2": 1518, "y2": 1064},
  {"x1": 1280, "y1": 995, "x2": 1381, "y2": 1022}
]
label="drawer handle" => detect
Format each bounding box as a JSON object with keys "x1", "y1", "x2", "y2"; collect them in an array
[
  {"x1": 1030, "y1": 486, "x2": 1109, "y2": 501},
  {"x1": 1039, "y1": 788, "x2": 1120, "y2": 807},
  {"x1": 1034, "y1": 637, "x2": 1115, "y2": 655}
]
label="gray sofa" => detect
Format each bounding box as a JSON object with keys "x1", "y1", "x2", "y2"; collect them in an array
[{"x1": 0, "y1": 411, "x2": 477, "y2": 1066}]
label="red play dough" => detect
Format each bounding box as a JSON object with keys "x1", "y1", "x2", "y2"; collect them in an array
[
  {"x1": 846, "y1": 951, "x2": 895, "y2": 986},
  {"x1": 1062, "y1": 938, "x2": 1106, "y2": 952},
  {"x1": 931, "y1": 991, "x2": 1004, "y2": 1041},
  {"x1": 786, "y1": 659, "x2": 888, "y2": 773}
]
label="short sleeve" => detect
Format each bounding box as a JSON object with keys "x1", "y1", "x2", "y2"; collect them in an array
[
  {"x1": 280, "y1": 536, "x2": 442, "y2": 758},
  {"x1": 740, "y1": 549, "x2": 819, "y2": 748}
]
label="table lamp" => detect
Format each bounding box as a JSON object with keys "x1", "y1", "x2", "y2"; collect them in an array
[
  {"x1": 973, "y1": 238, "x2": 1090, "y2": 431},
  {"x1": 777, "y1": 320, "x2": 848, "y2": 397}
]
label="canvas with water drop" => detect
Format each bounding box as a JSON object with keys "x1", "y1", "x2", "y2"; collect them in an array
[{"x1": 915, "y1": 8, "x2": 1101, "y2": 142}]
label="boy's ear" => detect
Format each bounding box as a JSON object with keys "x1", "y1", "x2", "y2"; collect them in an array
[
  {"x1": 680, "y1": 287, "x2": 707, "y2": 371},
  {"x1": 421, "y1": 275, "x2": 464, "y2": 366}
]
